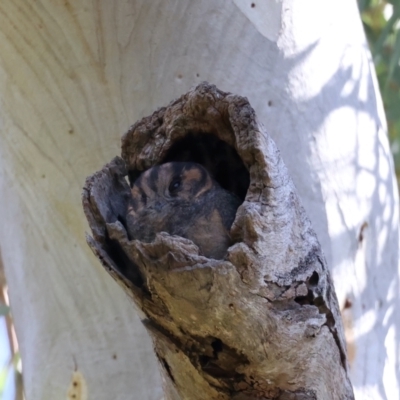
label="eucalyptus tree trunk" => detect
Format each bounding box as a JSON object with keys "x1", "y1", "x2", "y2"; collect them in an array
[{"x1": 0, "y1": 1, "x2": 398, "y2": 400}]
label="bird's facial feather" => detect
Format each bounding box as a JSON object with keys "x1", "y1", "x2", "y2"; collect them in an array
[{"x1": 178, "y1": 163, "x2": 213, "y2": 200}]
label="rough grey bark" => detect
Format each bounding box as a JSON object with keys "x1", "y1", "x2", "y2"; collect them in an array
[{"x1": 82, "y1": 83, "x2": 354, "y2": 399}]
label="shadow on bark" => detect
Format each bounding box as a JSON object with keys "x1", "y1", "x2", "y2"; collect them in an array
[{"x1": 82, "y1": 82, "x2": 354, "y2": 399}]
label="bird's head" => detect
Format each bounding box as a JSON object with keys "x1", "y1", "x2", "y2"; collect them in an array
[{"x1": 129, "y1": 162, "x2": 213, "y2": 214}]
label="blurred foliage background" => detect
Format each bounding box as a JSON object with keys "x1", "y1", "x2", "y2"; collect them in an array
[{"x1": 359, "y1": 0, "x2": 400, "y2": 180}]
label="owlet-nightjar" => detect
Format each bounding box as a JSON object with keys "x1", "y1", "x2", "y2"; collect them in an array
[{"x1": 126, "y1": 162, "x2": 241, "y2": 259}]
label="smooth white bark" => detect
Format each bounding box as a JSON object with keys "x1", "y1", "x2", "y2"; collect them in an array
[{"x1": 0, "y1": 0, "x2": 397, "y2": 399}]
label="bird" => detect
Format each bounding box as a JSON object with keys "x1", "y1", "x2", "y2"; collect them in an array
[{"x1": 125, "y1": 162, "x2": 241, "y2": 259}]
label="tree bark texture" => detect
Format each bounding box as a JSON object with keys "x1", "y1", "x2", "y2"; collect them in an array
[{"x1": 83, "y1": 83, "x2": 355, "y2": 399}]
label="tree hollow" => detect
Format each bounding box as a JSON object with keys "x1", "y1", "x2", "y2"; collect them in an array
[{"x1": 82, "y1": 82, "x2": 354, "y2": 399}]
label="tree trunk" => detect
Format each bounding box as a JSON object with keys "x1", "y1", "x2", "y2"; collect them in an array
[
  {"x1": 0, "y1": 1, "x2": 398, "y2": 399},
  {"x1": 83, "y1": 82, "x2": 355, "y2": 399}
]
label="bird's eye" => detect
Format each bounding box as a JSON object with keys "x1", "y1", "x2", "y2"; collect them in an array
[{"x1": 169, "y1": 177, "x2": 181, "y2": 194}]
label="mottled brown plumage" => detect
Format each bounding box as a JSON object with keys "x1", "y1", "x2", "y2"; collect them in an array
[{"x1": 126, "y1": 162, "x2": 241, "y2": 259}]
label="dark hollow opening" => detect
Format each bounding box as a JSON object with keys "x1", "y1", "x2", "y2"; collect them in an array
[
  {"x1": 211, "y1": 338, "x2": 223, "y2": 357},
  {"x1": 161, "y1": 132, "x2": 250, "y2": 201},
  {"x1": 106, "y1": 237, "x2": 147, "y2": 291},
  {"x1": 160, "y1": 357, "x2": 175, "y2": 383},
  {"x1": 308, "y1": 271, "x2": 319, "y2": 287},
  {"x1": 124, "y1": 131, "x2": 249, "y2": 260},
  {"x1": 294, "y1": 289, "x2": 315, "y2": 306}
]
